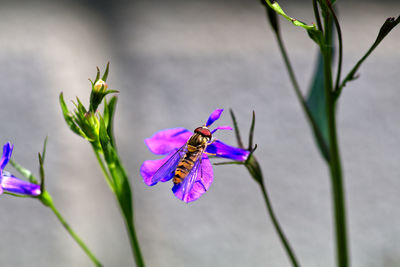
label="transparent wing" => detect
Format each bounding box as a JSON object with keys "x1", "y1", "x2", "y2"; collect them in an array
[
  {"x1": 180, "y1": 154, "x2": 203, "y2": 200},
  {"x1": 151, "y1": 144, "x2": 188, "y2": 184}
]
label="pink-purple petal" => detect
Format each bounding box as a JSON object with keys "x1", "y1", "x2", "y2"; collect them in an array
[
  {"x1": 206, "y1": 109, "x2": 224, "y2": 127},
  {"x1": 211, "y1": 125, "x2": 233, "y2": 134},
  {"x1": 1, "y1": 173, "x2": 41, "y2": 196},
  {"x1": 140, "y1": 153, "x2": 176, "y2": 186},
  {"x1": 172, "y1": 155, "x2": 213, "y2": 203},
  {"x1": 145, "y1": 128, "x2": 191, "y2": 155},
  {"x1": 0, "y1": 143, "x2": 13, "y2": 171},
  {"x1": 206, "y1": 140, "x2": 250, "y2": 161}
]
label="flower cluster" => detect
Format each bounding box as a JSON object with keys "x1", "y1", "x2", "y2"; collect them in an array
[{"x1": 140, "y1": 109, "x2": 250, "y2": 202}]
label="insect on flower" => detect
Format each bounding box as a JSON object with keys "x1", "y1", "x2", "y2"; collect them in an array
[{"x1": 140, "y1": 109, "x2": 250, "y2": 203}]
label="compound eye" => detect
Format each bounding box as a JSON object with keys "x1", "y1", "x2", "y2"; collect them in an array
[{"x1": 194, "y1": 127, "x2": 212, "y2": 139}]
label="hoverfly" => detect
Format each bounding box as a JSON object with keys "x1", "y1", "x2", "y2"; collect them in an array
[
  {"x1": 141, "y1": 109, "x2": 250, "y2": 202},
  {"x1": 150, "y1": 126, "x2": 214, "y2": 198}
]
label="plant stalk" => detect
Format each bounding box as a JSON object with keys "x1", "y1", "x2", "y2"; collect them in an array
[
  {"x1": 259, "y1": 179, "x2": 300, "y2": 267},
  {"x1": 92, "y1": 144, "x2": 145, "y2": 267},
  {"x1": 48, "y1": 202, "x2": 102, "y2": 267},
  {"x1": 321, "y1": 32, "x2": 349, "y2": 267}
]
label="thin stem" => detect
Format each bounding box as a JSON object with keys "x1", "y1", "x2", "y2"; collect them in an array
[
  {"x1": 122, "y1": 207, "x2": 145, "y2": 267},
  {"x1": 321, "y1": 16, "x2": 349, "y2": 266},
  {"x1": 259, "y1": 180, "x2": 300, "y2": 267},
  {"x1": 91, "y1": 145, "x2": 115, "y2": 193},
  {"x1": 106, "y1": 161, "x2": 145, "y2": 267},
  {"x1": 326, "y1": 1, "x2": 343, "y2": 93},
  {"x1": 312, "y1": 0, "x2": 323, "y2": 32},
  {"x1": 274, "y1": 31, "x2": 330, "y2": 160},
  {"x1": 48, "y1": 202, "x2": 102, "y2": 267},
  {"x1": 95, "y1": 137, "x2": 145, "y2": 267},
  {"x1": 335, "y1": 44, "x2": 375, "y2": 98}
]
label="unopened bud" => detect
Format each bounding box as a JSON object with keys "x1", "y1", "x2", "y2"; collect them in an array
[{"x1": 94, "y1": 79, "x2": 108, "y2": 92}]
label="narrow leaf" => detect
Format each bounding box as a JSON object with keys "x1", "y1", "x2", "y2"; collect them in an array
[
  {"x1": 229, "y1": 109, "x2": 244, "y2": 149},
  {"x1": 260, "y1": 0, "x2": 279, "y2": 33},
  {"x1": 102, "y1": 62, "x2": 110, "y2": 82},
  {"x1": 99, "y1": 117, "x2": 133, "y2": 222},
  {"x1": 264, "y1": 0, "x2": 317, "y2": 31},
  {"x1": 9, "y1": 160, "x2": 38, "y2": 184},
  {"x1": 106, "y1": 96, "x2": 118, "y2": 148},
  {"x1": 41, "y1": 136, "x2": 48, "y2": 163},
  {"x1": 248, "y1": 111, "x2": 256, "y2": 150},
  {"x1": 95, "y1": 67, "x2": 100, "y2": 83},
  {"x1": 38, "y1": 152, "x2": 45, "y2": 193},
  {"x1": 59, "y1": 93, "x2": 85, "y2": 137},
  {"x1": 306, "y1": 51, "x2": 330, "y2": 161}
]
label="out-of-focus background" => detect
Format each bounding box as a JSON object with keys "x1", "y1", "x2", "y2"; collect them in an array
[{"x1": 0, "y1": 0, "x2": 399, "y2": 266}]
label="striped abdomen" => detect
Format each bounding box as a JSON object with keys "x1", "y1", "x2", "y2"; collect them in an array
[{"x1": 173, "y1": 150, "x2": 202, "y2": 184}]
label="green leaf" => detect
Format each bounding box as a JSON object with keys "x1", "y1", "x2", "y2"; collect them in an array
[
  {"x1": 306, "y1": 51, "x2": 330, "y2": 161},
  {"x1": 9, "y1": 160, "x2": 38, "y2": 184},
  {"x1": 260, "y1": 0, "x2": 279, "y2": 33},
  {"x1": 38, "y1": 152, "x2": 45, "y2": 194},
  {"x1": 229, "y1": 109, "x2": 244, "y2": 149},
  {"x1": 264, "y1": 0, "x2": 317, "y2": 31},
  {"x1": 99, "y1": 118, "x2": 133, "y2": 222},
  {"x1": 75, "y1": 97, "x2": 87, "y2": 114},
  {"x1": 59, "y1": 93, "x2": 86, "y2": 138},
  {"x1": 305, "y1": 12, "x2": 335, "y2": 162},
  {"x1": 307, "y1": 28, "x2": 324, "y2": 46},
  {"x1": 41, "y1": 136, "x2": 48, "y2": 163},
  {"x1": 248, "y1": 111, "x2": 256, "y2": 150},
  {"x1": 102, "y1": 62, "x2": 110, "y2": 82},
  {"x1": 95, "y1": 67, "x2": 100, "y2": 83},
  {"x1": 103, "y1": 96, "x2": 118, "y2": 148}
]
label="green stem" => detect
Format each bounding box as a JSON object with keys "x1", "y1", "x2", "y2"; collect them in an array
[
  {"x1": 91, "y1": 145, "x2": 115, "y2": 193},
  {"x1": 259, "y1": 180, "x2": 300, "y2": 267},
  {"x1": 48, "y1": 202, "x2": 102, "y2": 267},
  {"x1": 109, "y1": 166, "x2": 145, "y2": 267},
  {"x1": 121, "y1": 205, "x2": 145, "y2": 267},
  {"x1": 312, "y1": 0, "x2": 323, "y2": 32},
  {"x1": 326, "y1": 1, "x2": 343, "y2": 93},
  {"x1": 94, "y1": 141, "x2": 145, "y2": 267},
  {"x1": 321, "y1": 22, "x2": 349, "y2": 267}
]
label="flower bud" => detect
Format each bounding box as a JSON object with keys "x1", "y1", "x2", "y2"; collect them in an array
[{"x1": 94, "y1": 79, "x2": 108, "y2": 92}]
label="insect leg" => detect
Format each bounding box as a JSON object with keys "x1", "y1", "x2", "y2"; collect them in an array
[{"x1": 198, "y1": 156, "x2": 207, "y2": 192}]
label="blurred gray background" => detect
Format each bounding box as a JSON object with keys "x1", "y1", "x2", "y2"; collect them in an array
[{"x1": 0, "y1": 0, "x2": 399, "y2": 266}]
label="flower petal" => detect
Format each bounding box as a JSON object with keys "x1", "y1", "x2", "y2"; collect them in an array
[
  {"x1": 145, "y1": 128, "x2": 191, "y2": 155},
  {"x1": 211, "y1": 125, "x2": 233, "y2": 134},
  {"x1": 140, "y1": 153, "x2": 176, "y2": 186},
  {"x1": 1, "y1": 172, "x2": 41, "y2": 196},
  {"x1": 172, "y1": 155, "x2": 213, "y2": 203},
  {"x1": 206, "y1": 109, "x2": 224, "y2": 127},
  {"x1": 206, "y1": 140, "x2": 250, "y2": 161},
  {"x1": 0, "y1": 143, "x2": 13, "y2": 171}
]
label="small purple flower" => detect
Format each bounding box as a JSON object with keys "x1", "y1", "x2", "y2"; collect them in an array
[
  {"x1": 0, "y1": 143, "x2": 41, "y2": 196},
  {"x1": 140, "y1": 109, "x2": 250, "y2": 203}
]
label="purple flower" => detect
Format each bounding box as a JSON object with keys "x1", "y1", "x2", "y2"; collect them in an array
[
  {"x1": 140, "y1": 109, "x2": 250, "y2": 203},
  {"x1": 0, "y1": 143, "x2": 41, "y2": 196}
]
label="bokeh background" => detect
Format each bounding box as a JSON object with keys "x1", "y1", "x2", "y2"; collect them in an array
[{"x1": 0, "y1": 0, "x2": 399, "y2": 266}]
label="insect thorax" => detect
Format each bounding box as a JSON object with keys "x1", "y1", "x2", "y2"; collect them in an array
[{"x1": 188, "y1": 133, "x2": 209, "y2": 148}]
